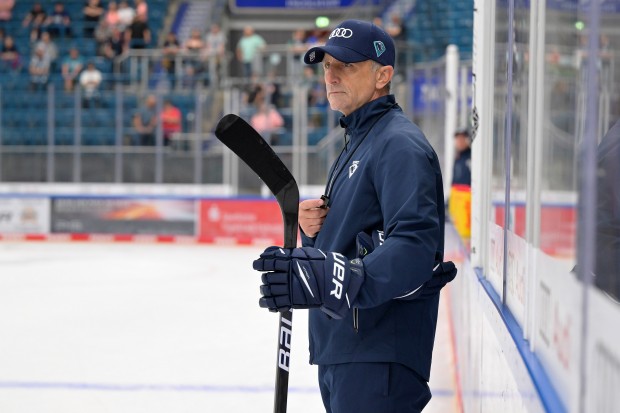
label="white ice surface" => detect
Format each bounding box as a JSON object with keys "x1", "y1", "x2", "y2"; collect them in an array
[{"x1": 0, "y1": 243, "x2": 457, "y2": 412}]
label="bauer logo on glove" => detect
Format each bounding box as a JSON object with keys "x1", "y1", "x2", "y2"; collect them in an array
[{"x1": 253, "y1": 246, "x2": 365, "y2": 319}]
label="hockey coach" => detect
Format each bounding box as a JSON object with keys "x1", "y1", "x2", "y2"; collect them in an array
[{"x1": 253, "y1": 19, "x2": 456, "y2": 412}]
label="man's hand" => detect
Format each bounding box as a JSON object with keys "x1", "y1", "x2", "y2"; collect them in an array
[
  {"x1": 253, "y1": 246, "x2": 364, "y2": 319},
  {"x1": 298, "y1": 199, "x2": 328, "y2": 238}
]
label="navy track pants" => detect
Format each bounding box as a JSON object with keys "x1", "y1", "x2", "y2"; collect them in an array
[{"x1": 318, "y1": 362, "x2": 432, "y2": 413}]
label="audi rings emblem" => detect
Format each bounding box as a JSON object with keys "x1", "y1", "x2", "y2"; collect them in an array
[{"x1": 329, "y1": 28, "x2": 353, "y2": 39}]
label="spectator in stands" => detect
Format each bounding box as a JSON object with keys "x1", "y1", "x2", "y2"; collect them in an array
[
  {"x1": 385, "y1": 13, "x2": 407, "y2": 70},
  {"x1": 132, "y1": 94, "x2": 157, "y2": 145},
  {"x1": 117, "y1": 0, "x2": 135, "y2": 31},
  {"x1": 250, "y1": 99, "x2": 284, "y2": 145},
  {"x1": 134, "y1": 0, "x2": 148, "y2": 21},
  {"x1": 83, "y1": 0, "x2": 104, "y2": 38},
  {"x1": 385, "y1": 14, "x2": 406, "y2": 42},
  {"x1": 304, "y1": 29, "x2": 325, "y2": 48},
  {"x1": 79, "y1": 62, "x2": 102, "y2": 107},
  {"x1": 61, "y1": 46, "x2": 84, "y2": 91},
  {"x1": 205, "y1": 23, "x2": 226, "y2": 61},
  {"x1": 44, "y1": 2, "x2": 72, "y2": 39},
  {"x1": 247, "y1": 83, "x2": 283, "y2": 141},
  {"x1": 288, "y1": 29, "x2": 307, "y2": 76},
  {"x1": 29, "y1": 45, "x2": 50, "y2": 90},
  {"x1": 160, "y1": 99, "x2": 182, "y2": 145},
  {"x1": 162, "y1": 31, "x2": 180, "y2": 75},
  {"x1": 33, "y1": 31, "x2": 58, "y2": 72},
  {"x1": 236, "y1": 25, "x2": 266, "y2": 79},
  {"x1": 302, "y1": 66, "x2": 326, "y2": 108},
  {"x1": 183, "y1": 28, "x2": 205, "y2": 55},
  {"x1": 95, "y1": 19, "x2": 113, "y2": 53},
  {"x1": 181, "y1": 64, "x2": 197, "y2": 89},
  {"x1": 101, "y1": 27, "x2": 124, "y2": 65},
  {"x1": 103, "y1": 1, "x2": 120, "y2": 29},
  {"x1": 0, "y1": 27, "x2": 4, "y2": 44},
  {"x1": 204, "y1": 23, "x2": 226, "y2": 81},
  {"x1": 0, "y1": 35, "x2": 20, "y2": 73},
  {"x1": 125, "y1": 13, "x2": 150, "y2": 49},
  {"x1": 0, "y1": 0, "x2": 14, "y2": 22},
  {"x1": 183, "y1": 28, "x2": 206, "y2": 76},
  {"x1": 23, "y1": 2, "x2": 47, "y2": 41}
]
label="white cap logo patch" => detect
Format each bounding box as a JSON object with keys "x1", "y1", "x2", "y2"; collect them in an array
[
  {"x1": 309, "y1": 51, "x2": 316, "y2": 62},
  {"x1": 349, "y1": 161, "x2": 360, "y2": 178}
]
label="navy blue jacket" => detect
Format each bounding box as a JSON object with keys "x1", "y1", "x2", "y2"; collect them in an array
[
  {"x1": 452, "y1": 147, "x2": 471, "y2": 186},
  {"x1": 301, "y1": 95, "x2": 445, "y2": 381}
]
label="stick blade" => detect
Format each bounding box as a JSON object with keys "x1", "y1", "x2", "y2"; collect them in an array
[
  {"x1": 215, "y1": 114, "x2": 299, "y2": 249},
  {"x1": 215, "y1": 114, "x2": 294, "y2": 197}
]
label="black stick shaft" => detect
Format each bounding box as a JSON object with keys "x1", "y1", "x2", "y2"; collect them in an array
[{"x1": 214, "y1": 114, "x2": 299, "y2": 413}]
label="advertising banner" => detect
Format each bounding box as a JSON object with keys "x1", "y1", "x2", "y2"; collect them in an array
[
  {"x1": 0, "y1": 198, "x2": 50, "y2": 234},
  {"x1": 199, "y1": 199, "x2": 284, "y2": 245},
  {"x1": 232, "y1": 0, "x2": 375, "y2": 9},
  {"x1": 51, "y1": 198, "x2": 197, "y2": 235}
]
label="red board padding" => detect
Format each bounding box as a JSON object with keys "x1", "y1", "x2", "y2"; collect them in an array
[
  {"x1": 0, "y1": 199, "x2": 288, "y2": 246},
  {"x1": 199, "y1": 199, "x2": 284, "y2": 245}
]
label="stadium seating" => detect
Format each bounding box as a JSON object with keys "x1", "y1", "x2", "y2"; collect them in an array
[
  {"x1": 1, "y1": 0, "x2": 474, "y2": 148},
  {"x1": 1, "y1": 0, "x2": 168, "y2": 146}
]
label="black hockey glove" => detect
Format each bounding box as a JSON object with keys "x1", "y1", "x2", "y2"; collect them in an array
[
  {"x1": 356, "y1": 230, "x2": 457, "y2": 300},
  {"x1": 253, "y1": 246, "x2": 365, "y2": 319}
]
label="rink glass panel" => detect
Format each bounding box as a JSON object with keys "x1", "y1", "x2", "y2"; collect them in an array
[{"x1": 488, "y1": 0, "x2": 510, "y2": 299}]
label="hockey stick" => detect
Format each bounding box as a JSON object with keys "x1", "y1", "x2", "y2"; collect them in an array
[{"x1": 215, "y1": 114, "x2": 298, "y2": 413}]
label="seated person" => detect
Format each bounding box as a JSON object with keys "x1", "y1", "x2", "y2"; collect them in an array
[{"x1": 44, "y1": 2, "x2": 72, "y2": 38}]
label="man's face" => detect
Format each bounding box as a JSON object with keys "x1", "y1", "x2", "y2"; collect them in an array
[
  {"x1": 454, "y1": 133, "x2": 470, "y2": 152},
  {"x1": 321, "y1": 54, "x2": 381, "y2": 116}
]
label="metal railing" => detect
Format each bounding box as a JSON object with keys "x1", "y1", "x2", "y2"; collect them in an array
[{"x1": 1, "y1": 41, "x2": 424, "y2": 194}]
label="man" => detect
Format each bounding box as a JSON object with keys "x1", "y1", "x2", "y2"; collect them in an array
[
  {"x1": 160, "y1": 99, "x2": 182, "y2": 145},
  {"x1": 79, "y1": 61, "x2": 102, "y2": 107},
  {"x1": 452, "y1": 128, "x2": 472, "y2": 186},
  {"x1": 44, "y1": 2, "x2": 72, "y2": 38},
  {"x1": 124, "y1": 13, "x2": 151, "y2": 49},
  {"x1": 235, "y1": 25, "x2": 265, "y2": 78},
  {"x1": 61, "y1": 46, "x2": 83, "y2": 92},
  {"x1": 132, "y1": 94, "x2": 157, "y2": 145},
  {"x1": 253, "y1": 20, "x2": 455, "y2": 413},
  {"x1": 29, "y1": 44, "x2": 50, "y2": 90}
]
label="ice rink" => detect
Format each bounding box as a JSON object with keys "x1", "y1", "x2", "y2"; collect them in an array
[{"x1": 0, "y1": 242, "x2": 459, "y2": 412}]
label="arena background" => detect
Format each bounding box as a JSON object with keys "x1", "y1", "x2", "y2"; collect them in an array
[{"x1": 1, "y1": 0, "x2": 619, "y2": 412}]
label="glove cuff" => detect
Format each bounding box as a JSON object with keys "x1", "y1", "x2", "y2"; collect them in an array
[{"x1": 321, "y1": 256, "x2": 365, "y2": 319}]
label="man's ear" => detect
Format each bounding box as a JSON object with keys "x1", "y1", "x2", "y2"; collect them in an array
[{"x1": 375, "y1": 65, "x2": 394, "y2": 89}]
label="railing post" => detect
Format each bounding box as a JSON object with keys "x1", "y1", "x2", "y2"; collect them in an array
[
  {"x1": 444, "y1": 44, "x2": 459, "y2": 201},
  {"x1": 114, "y1": 84, "x2": 123, "y2": 183},
  {"x1": 73, "y1": 86, "x2": 82, "y2": 182},
  {"x1": 47, "y1": 83, "x2": 55, "y2": 183},
  {"x1": 194, "y1": 89, "x2": 204, "y2": 184},
  {"x1": 155, "y1": 90, "x2": 164, "y2": 184},
  {"x1": 0, "y1": 86, "x2": 3, "y2": 182},
  {"x1": 141, "y1": 56, "x2": 149, "y2": 91}
]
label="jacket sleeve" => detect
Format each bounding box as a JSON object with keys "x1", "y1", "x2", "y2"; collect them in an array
[
  {"x1": 354, "y1": 133, "x2": 442, "y2": 309},
  {"x1": 300, "y1": 230, "x2": 316, "y2": 247}
]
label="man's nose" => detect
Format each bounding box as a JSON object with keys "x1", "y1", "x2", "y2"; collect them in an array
[{"x1": 325, "y1": 69, "x2": 339, "y2": 84}]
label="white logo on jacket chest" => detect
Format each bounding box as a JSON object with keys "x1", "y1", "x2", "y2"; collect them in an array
[{"x1": 348, "y1": 161, "x2": 360, "y2": 178}]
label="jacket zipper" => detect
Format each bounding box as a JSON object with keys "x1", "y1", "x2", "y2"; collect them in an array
[{"x1": 353, "y1": 308, "x2": 359, "y2": 333}]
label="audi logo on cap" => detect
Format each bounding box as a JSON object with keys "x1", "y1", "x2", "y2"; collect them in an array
[{"x1": 329, "y1": 28, "x2": 353, "y2": 39}]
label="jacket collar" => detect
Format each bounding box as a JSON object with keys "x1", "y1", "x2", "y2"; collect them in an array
[{"x1": 339, "y1": 95, "x2": 397, "y2": 143}]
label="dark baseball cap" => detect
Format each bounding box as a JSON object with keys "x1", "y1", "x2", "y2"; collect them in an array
[{"x1": 304, "y1": 19, "x2": 396, "y2": 67}]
